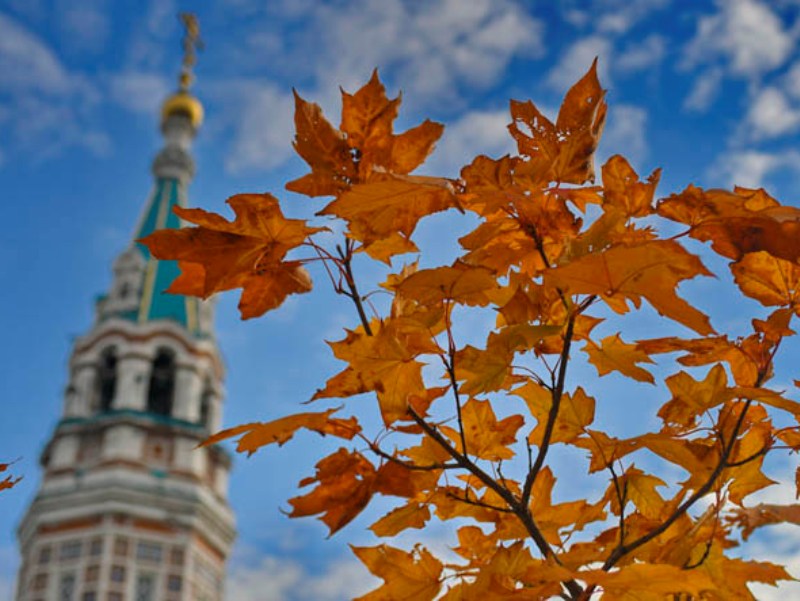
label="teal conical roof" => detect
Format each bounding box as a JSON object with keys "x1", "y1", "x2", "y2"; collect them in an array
[{"x1": 133, "y1": 176, "x2": 205, "y2": 336}]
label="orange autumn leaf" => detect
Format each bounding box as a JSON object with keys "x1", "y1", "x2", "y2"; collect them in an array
[
  {"x1": 396, "y1": 261, "x2": 499, "y2": 307},
  {"x1": 637, "y1": 335, "x2": 760, "y2": 386},
  {"x1": 545, "y1": 240, "x2": 714, "y2": 335},
  {"x1": 659, "y1": 185, "x2": 800, "y2": 262},
  {"x1": 440, "y1": 399, "x2": 524, "y2": 461},
  {"x1": 620, "y1": 466, "x2": 666, "y2": 519},
  {"x1": 509, "y1": 59, "x2": 606, "y2": 184},
  {"x1": 0, "y1": 461, "x2": 21, "y2": 492},
  {"x1": 731, "y1": 250, "x2": 800, "y2": 311},
  {"x1": 583, "y1": 563, "x2": 714, "y2": 599},
  {"x1": 201, "y1": 408, "x2": 360, "y2": 455},
  {"x1": 583, "y1": 333, "x2": 655, "y2": 383},
  {"x1": 313, "y1": 322, "x2": 437, "y2": 424},
  {"x1": 730, "y1": 503, "x2": 800, "y2": 540},
  {"x1": 288, "y1": 448, "x2": 376, "y2": 535},
  {"x1": 140, "y1": 193, "x2": 322, "y2": 319},
  {"x1": 601, "y1": 154, "x2": 661, "y2": 218},
  {"x1": 657, "y1": 365, "x2": 728, "y2": 428},
  {"x1": 515, "y1": 383, "x2": 595, "y2": 446},
  {"x1": 352, "y1": 544, "x2": 443, "y2": 601},
  {"x1": 286, "y1": 90, "x2": 355, "y2": 197},
  {"x1": 369, "y1": 502, "x2": 431, "y2": 537},
  {"x1": 295, "y1": 70, "x2": 443, "y2": 186},
  {"x1": 319, "y1": 174, "x2": 458, "y2": 262}
]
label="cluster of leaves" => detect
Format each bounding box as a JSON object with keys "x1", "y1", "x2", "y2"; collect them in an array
[
  {"x1": 143, "y1": 63, "x2": 800, "y2": 599},
  {"x1": 1, "y1": 461, "x2": 21, "y2": 493}
]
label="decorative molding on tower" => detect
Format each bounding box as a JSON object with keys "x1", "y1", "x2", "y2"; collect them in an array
[{"x1": 16, "y1": 15, "x2": 236, "y2": 601}]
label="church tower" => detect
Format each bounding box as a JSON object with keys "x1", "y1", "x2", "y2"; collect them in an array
[{"x1": 15, "y1": 16, "x2": 235, "y2": 601}]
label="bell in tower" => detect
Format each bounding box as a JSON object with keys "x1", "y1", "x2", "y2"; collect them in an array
[{"x1": 15, "y1": 14, "x2": 236, "y2": 601}]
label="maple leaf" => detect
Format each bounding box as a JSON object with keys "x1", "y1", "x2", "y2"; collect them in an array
[
  {"x1": 200, "y1": 408, "x2": 360, "y2": 455},
  {"x1": 509, "y1": 59, "x2": 607, "y2": 184},
  {"x1": 601, "y1": 154, "x2": 661, "y2": 218},
  {"x1": 140, "y1": 193, "x2": 322, "y2": 319},
  {"x1": 619, "y1": 466, "x2": 667, "y2": 519},
  {"x1": 657, "y1": 365, "x2": 728, "y2": 428},
  {"x1": 583, "y1": 333, "x2": 655, "y2": 383},
  {"x1": 0, "y1": 461, "x2": 21, "y2": 492},
  {"x1": 659, "y1": 185, "x2": 800, "y2": 262},
  {"x1": 396, "y1": 261, "x2": 500, "y2": 307},
  {"x1": 285, "y1": 90, "x2": 355, "y2": 197},
  {"x1": 637, "y1": 336, "x2": 760, "y2": 386},
  {"x1": 516, "y1": 383, "x2": 595, "y2": 445},
  {"x1": 440, "y1": 399, "x2": 524, "y2": 461},
  {"x1": 319, "y1": 174, "x2": 458, "y2": 262},
  {"x1": 729, "y1": 503, "x2": 800, "y2": 540},
  {"x1": 731, "y1": 250, "x2": 800, "y2": 312},
  {"x1": 546, "y1": 240, "x2": 714, "y2": 334},
  {"x1": 583, "y1": 563, "x2": 714, "y2": 599},
  {"x1": 313, "y1": 322, "x2": 438, "y2": 424},
  {"x1": 288, "y1": 448, "x2": 376, "y2": 535},
  {"x1": 370, "y1": 502, "x2": 431, "y2": 537},
  {"x1": 352, "y1": 544, "x2": 443, "y2": 601}
]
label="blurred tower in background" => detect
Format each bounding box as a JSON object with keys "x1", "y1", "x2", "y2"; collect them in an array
[{"x1": 14, "y1": 15, "x2": 235, "y2": 601}]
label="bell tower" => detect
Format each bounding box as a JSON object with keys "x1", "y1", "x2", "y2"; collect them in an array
[{"x1": 15, "y1": 15, "x2": 235, "y2": 601}]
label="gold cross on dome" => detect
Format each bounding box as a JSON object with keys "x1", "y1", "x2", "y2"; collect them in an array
[{"x1": 178, "y1": 12, "x2": 203, "y2": 92}]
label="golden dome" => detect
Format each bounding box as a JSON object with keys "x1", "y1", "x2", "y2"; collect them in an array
[{"x1": 161, "y1": 91, "x2": 204, "y2": 128}]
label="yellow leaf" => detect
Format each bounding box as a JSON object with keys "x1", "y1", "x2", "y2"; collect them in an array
[
  {"x1": 509, "y1": 59, "x2": 607, "y2": 185},
  {"x1": 546, "y1": 240, "x2": 714, "y2": 335},
  {"x1": 201, "y1": 408, "x2": 360, "y2": 455},
  {"x1": 624, "y1": 466, "x2": 667, "y2": 519},
  {"x1": 584, "y1": 563, "x2": 714, "y2": 599},
  {"x1": 369, "y1": 502, "x2": 430, "y2": 537},
  {"x1": 352, "y1": 544, "x2": 443, "y2": 601},
  {"x1": 515, "y1": 384, "x2": 595, "y2": 445},
  {"x1": 289, "y1": 448, "x2": 376, "y2": 535},
  {"x1": 441, "y1": 399, "x2": 524, "y2": 461},
  {"x1": 320, "y1": 175, "x2": 458, "y2": 260},
  {"x1": 601, "y1": 154, "x2": 660, "y2": 218},
  {"x1": 396, "y1": 262, "x2": 499, "y2": 307},
  {"x1": 583, "y1": 333, "x2": 655, "y2": 383},
  {"x1": 731, "y1": 250, "x2": 800, "y2": 310}
]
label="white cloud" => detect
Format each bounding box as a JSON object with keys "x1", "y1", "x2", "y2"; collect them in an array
[
  {"x1": 108, "y1": 72, "x2": 170, "y2": 115},
  {"x1": 240, "y1": 0, "x2": 544, "y2": 107},
  {"x1": 709, "y1": 149, "x2": 800, "y2": 188},
  {"x1": 744, "y1": 86, "x2": 800, "y2": 140},
  {"x1": 56, "y1": 0, "x2": 111, "y2": 55},
  {"x1": 225, "y1": 553, "x2": 377, "y2": 601},
  {"x1": 214, "y1": 0, "x2": 545, "y2": 173},
  {"x1": 599, "y1": 104, "x2": 649, "y2": 167},
  {"x1": 546, "y1": 36, "x2": 613, "y2": 92},
  {"x1": 594, "y1": 0, "x2": 670, "y2": 34},
  {"x1": 0, "y1": 12, "x2": 80, "y2": 95},
  {"x1": 125, "y1": 0, "x2": 177, "y2": 70},
  {"x1": 616, "y1": 34, "x2": 665, "y2": 73},
  {"x1": 423, "y1": 109, "x2": 516, "y2": 176},
  {"x1": 683, "y1": 68, "x2": 723, "y2": 112},
  {"x1": 0, "y1": 12, "x2": 108, "y2": 163},
  {"x1": 682, "y1": 0, "x2": 794, "y2": 77},
  {"x1": 213, "y1": 80, "x2": 295, "y2": 174}
]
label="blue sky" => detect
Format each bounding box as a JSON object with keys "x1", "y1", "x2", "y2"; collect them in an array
[{"x1": 4, "y1": 0, "x2": 800, "y2": 599}]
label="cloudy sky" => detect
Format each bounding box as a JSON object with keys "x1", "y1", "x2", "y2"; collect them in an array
[{"x1": 3, "y1": 0, "x2": 800, "y2": 599}]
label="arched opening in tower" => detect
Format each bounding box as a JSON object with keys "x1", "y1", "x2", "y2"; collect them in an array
[
  {"x1": 147, "y1": 348, "x2": 176, "y2": 416},
  {"x1": 97, "y1": 346, "x2": 118, "y2": 412}
]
